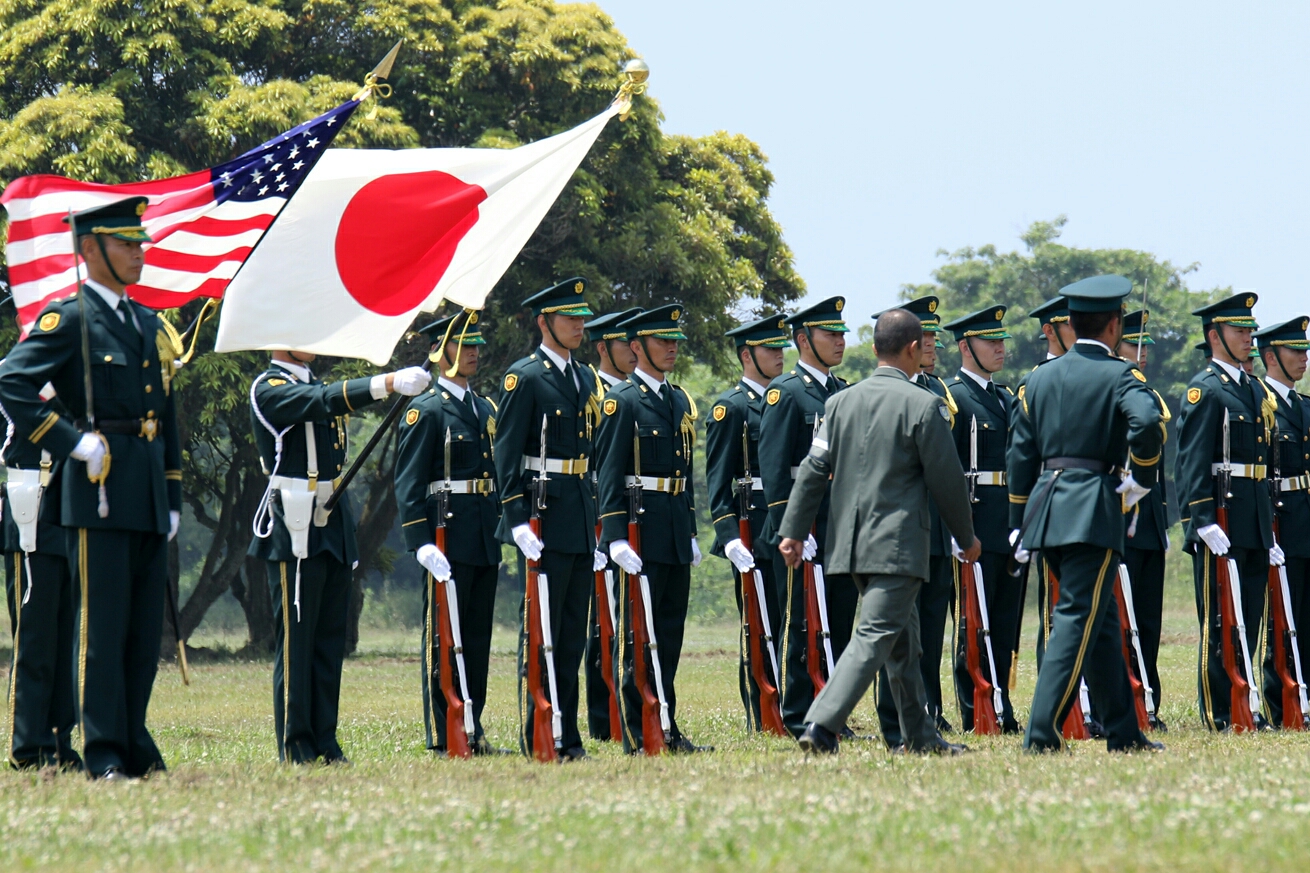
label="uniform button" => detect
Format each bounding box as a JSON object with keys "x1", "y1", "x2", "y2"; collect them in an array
[
  {"x1": 144, "y1": 384, "x2": 152, "y2": 393},
  {"x1": 337, "y1": 465, "x2": 342, "y2": 471},
  {"x1": 483, "y1": 452, "x2": 489, "y2": 458},
  {"x1": 577, "y1": 411, "x2": 583, "y2": 417},
  {"x1": 555, "y1": 410, "x2": 562, "y2": 416},
  {"x1": 676, "y1": 470, "x2": 682, "y2": 475},
  {"x1": 1258, "y1": 436, "x2": 1263, "y2": 443},
  {"x1": 675, "y1": 451, "x2": 681, "y2": 457},
  {"x1": 578, "y1": 431, "x2": 584, "y2": 437},
  {"x1": 142, "y1": 360, "x2": 149, "y2": 369},
  {"x1": 483, "y1": 472, "x2": 490, "y2": 478},
  {"x1": 147, "y1": 410, "x2": 154, "y2": 417},
  {"x1": 333, "y1": 443, "x2": 340, "y2": 449},
  {"x1": 653, "y1": 430, "x2": 659, "y2": 436}
]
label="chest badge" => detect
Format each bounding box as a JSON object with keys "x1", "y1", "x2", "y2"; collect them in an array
[
  {"x1": 1187, "y1": 387, "x2": 1202, "y2": 404},
  {"x1": 766, "y1": 389, "x2": 781, "y2": 406}
]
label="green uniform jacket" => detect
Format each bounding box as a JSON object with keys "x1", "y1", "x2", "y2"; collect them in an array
[
  {"x1": 778, "y1": 367, "x2": 975, "y2": 578},
  {"x1": 1007, "y1": 342, "x2": 1163, "y2": 552},
  {"x1": 594, "y1": 376, "x2": 697, "y2": 564},
  {"x1": 1124, "y1": 377, "x2": 1171, "y2": 552},
  {"x1": 758, "y1": 366, "x2": 847, "y2": 551},
  {"x1": 1, "y1": 426, "x2": 66, "y2": 557},
  {"x1": 394, "y1": 383, "x2": 501, "y2": 566},
  {"x1": 1266, "y1": 381, "x2": 1310, "y2": 559},
  {"x1": 1173, "y1": 363, "x2": 1274, "y2": 550},
  {"x1": 493, "y1": 350, "x2": 597, "y2": 554},
  {"x1": 918, "y1": 373, "x2": 954, "y2": 557},
  {"x1": 0, "y1": 290, "x2": 180, "y2": 533},
  {"x1": 948, "y1": 370, "x2": 1013, "y2": 552},
  {"x1": 247, "y1": 366, "x2": 378, "y2": 565},
  {"x1": 705, "y1": 379, "x2": 768, "y2": 559}
]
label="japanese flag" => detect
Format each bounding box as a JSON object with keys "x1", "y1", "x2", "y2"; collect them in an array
[{"x1": 215, "y1": 104, "x2": 620, "y2": 365}]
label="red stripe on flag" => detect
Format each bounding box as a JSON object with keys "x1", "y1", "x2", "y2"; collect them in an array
[
  {"x1": 145, "y1": 247, "x2": 254, "y2": 273},
  {"x1": 7, "y1": 254, "x2": 75, "y2": 287},
  {"x1": 131, "y1": 279, "x2": 228, "y2": 309},
  {"x1": 0, "y1": 171, "x2": 207, "y2": 203}
]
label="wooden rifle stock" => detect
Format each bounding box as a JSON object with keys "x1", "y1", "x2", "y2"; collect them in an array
[
  {"x1": 1269, "y1": 518, "x2": 1304, "y2": 729},
  {"x1": 432, "y1": 524, "x2": 472, "y2": 759},
  {"x1": 626, "y1": 519, "x2": 666, "y2": 754},
  {"x1": 1047, "y1": 569, "x2": 1090, "y2": 739},
  {"x1": 1113, "y1": 570, "x2": 1151, "y2": 732},
  {"x1": 525, "y1": 514, "x2": 557, "y2": 761},
  {"x1": 962, "y1": 559, "x2": 1000, "y2": 735},
  {"x1": 594, "y1": 522, "x2": 621, "y2": 741},
  {"x1": 802, "y1": 524, "x2": 827, "y2": 694},
  {"x1": 739, "y1": 515, "x2": 786, "y2": 736},
  {"x1": 1214, "y1": 505, "x2": 1257, "y2": 732}
]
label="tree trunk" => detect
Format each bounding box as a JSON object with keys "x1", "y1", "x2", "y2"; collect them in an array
[{"x1": 232, "y1": 555, "x2": 276, "y2": 655}]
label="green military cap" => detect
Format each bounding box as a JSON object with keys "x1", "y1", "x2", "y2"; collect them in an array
[
  {"x1": 619, "y1": 303, "x2": 687, "y2": 341},
  {"x1": 1252, "y1": 316, "x2": 1310, "y2": 351},
  {"x1": 1059, "y1": 274, "x2": 1132, "y2": 312},
  {"x1": 725, "y1": 313, "x2": 791, "y2": 348},
  {"x1": 62, "y1": 196, "x2": 152, "y2": 242},
  {"x1": 1192, "y1": 292, "x2": 1259, "y2": 329},
  {"x1": 522, "y1": 277, "x2": 594, "y2": 318},
  {"x1": 786, "y1": 296, "x2": 849, "y2": 334},
  {"x1": 942, "y1": 305, "x2": 1011, "y2": 341},
  {"x1": 1028, "y1": 296, "x2": 1070, "y2": 325},
  {"x1": 875, "y1": 296, "x2": 944, "y2": 348},
  {"x1": 1121, "y1": 309, "x2": 1154, "y2": 345},
  {"x1": 1249, "y1": 345, "x2": 1260, "y2": 360},
  {"x1": 419, "y1": 308, "x2": 485, "y2": 348},
  {"x1": 585, "y1": 308, "x2": 643, "y2": 343}
]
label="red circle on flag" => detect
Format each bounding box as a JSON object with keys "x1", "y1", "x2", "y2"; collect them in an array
[{"x1": 334, "y1": 171, "x2": 488, "y2": 316}]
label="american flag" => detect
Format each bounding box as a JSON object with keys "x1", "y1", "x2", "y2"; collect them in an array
[{"x1": 1, "y1": 99, "x2": 359, "y2": 336}]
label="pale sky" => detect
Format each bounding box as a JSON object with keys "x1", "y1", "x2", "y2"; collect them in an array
[{"x1": 598, "y1": 0, "x2": 1310, "y2": 327}]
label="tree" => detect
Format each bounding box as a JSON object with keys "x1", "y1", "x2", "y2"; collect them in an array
[{"x1": 0, "y1": 0, "x2": 804, "y2": 650}]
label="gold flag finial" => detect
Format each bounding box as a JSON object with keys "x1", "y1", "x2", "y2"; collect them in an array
[
  {"x1": 353, "y1": 39, "x2": 404, "y2": 104},
  {"x1": 613, "y1": 58, "x2": 650, "y2": 122}
]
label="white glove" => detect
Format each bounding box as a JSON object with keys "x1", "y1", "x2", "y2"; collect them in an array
[
  {"x1": 1165, "y1": 531, "x2": 1172, "y2": 552},
  {"x1": 1116, "y1": 473, "x2": 1150, "y2": 509},
  {"x1": 1197, "y1": 523, "x2": 1230, "y2": 556},
  {"x1": 690, "y1": 536, "x2": 703, "y2": 568},
  {"x1": 168, "y1": 510, "x2": 180, "y2": 542},
  {"x1": 593, "y1": 549, "x2": 608, "y2": 572},
  {"x1": 70, "y1": 433, "x2": 106, "y2": 477},
  {"x1": 950, "y1": 537, "x2": 966, "y2": 562},
  {"x1": 391, "y1": 366, "x2": 432, "y2": 396},
  {"x1": 511, "y1": 523, "x2": 544, "y2": 561},
  {"x1": 1009, "y1": 528, "x2": 1030, "y2": 564},
  {"x1": 417, "y1": 543, "x2": 452, "y2": 580},
  {"x1": 1271, "y1": 543, "x2": 1286, "y2": 567},
  {"x1": 609, "y1": 539, "x2": 643, "y2": 574},
  {"x1": 802, "y1": 534, "x2": 818, "y2": 562},
  {"x1": 723, "y1": 538, "x2": 755, "y2": 573}
]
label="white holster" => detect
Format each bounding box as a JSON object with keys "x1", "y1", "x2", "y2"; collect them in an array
[
  {"x1": 6, "y1": 458, "x2": 50, "y2": 554},
  {"x1": 270, "y1": 424, "x2": 333, "y2": 560}
]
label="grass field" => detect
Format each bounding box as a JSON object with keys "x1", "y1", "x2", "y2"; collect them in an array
[{"x1": 3, "y1": 593, "x2": 1310, "y2": 872}]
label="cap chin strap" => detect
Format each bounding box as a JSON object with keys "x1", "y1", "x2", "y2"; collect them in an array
[
  {"x1": 1052, "y1": 326, "x2": 1068, "y2": 355},
  {"x1": 92, "y1": 234, "x2": 129, "y2": 288},
  {"x1": 801, "y1": 327, "x2": 836, "y2": 370},
  {"x1": 638, "y1": 338, "x2": 669, "y2": 375},
  {"x1": 1270, "y1": 346, "x2": 1298, "y2": 386},
  {"x1": 964, "y1": 338, "x2": 995, "y2": 375},
  {"x1": 541, "y1": 312, "x2": 574, "y2": 358},
  {"x1": 744, "y1": 345, "x2": 764, "y2": 379},
  {"x1": 287, "y1": 350, "x2": 314, "y2": 366},
  {"x1": 1211, "y1": 324, "x2": 1243, "y2": 370}
]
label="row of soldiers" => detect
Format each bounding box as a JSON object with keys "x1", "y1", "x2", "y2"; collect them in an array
[{"x1": 1, "y1": 197, "x2": 1307, "y2": 775}]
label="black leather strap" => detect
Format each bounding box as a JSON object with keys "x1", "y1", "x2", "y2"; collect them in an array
[{"x1": 1042, "y1": 456, "x2": 1112, "y2": 474}]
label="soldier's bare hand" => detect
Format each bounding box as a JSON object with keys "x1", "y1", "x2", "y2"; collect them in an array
[
  {"x1": 779, "y1": 537, "x2": 804, "y2": 568},
  {"x1": 963, "y1": 537, "x2": 982, "y2": 563}
]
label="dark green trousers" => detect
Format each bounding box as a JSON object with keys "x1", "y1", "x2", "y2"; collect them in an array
[
  {"x1": 774, "y1": 552, "x2": 857, "y2": 737},
  {"x1": 268, "y1": 555, "x2": 350, "y2": 763},
  {"x1": 1263, "y1": 555, "x2": 1309, "y2": 727},
  {"x1": 517, "y1": 549, "x2": 591, "y2": 756},
  {"x1": 614, "y1": 561, "x2": 689, "y2": 754},
  {"x1": 422, "y1": 561, "x2": 497, "y2": 751},
  {"x1": 1192, "y1": 546, "x2": 1267, "y2": 731},
  {"x1": 875, "y1": 553, "x2": 952, "y2": 745},
  {"x1": 69, "y1": 529, "x2": 167, "y2": 777},
  {"x1": 4, "y1": 550, "x2": 79, "y2": 769},
  {"x1": 734, "y1": 558, "x2": 780, "y2": 732},
  {"x1": 952, "y1": 551, "x2": 1023, "y2": 732},
  {"x1": 1024, "y1": 544, "x2": 1140, "y2": 751},
  {"x1": 1122, "y1": 545, "x2": 1165, "y2": 714},
  {"x1": 585, "y1": 560, "x2": 616, "y2": 740}
]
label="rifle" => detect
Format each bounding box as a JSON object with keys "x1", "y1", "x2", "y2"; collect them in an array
[
  {"x1": 594, "y1": 521, "x2": 621, "y2": 741},
  {"x1": 802, "y1": 417, "x2": 835, "y2": 694},
  {"x1": 961, "y1": 558, "x2": 1002, "y2": 734},
  {"x1": 1114, "y1": 564, "x2": 1154, "y2": 731},
  {"x1": 525, "y1": 415, "x2": 562, "y2": 761},
  {"x1": 1046, "y1": 567, "x2": 1090, "y2": 739},
  {"x1": 627, "y1": 421, "x2": 670, "y2": 753},
  {"x1": 432, "y1": 427, "x2": 474, "y2": 758},
  {"x1": 1214, "y1": 410, "x2": 1258, "y2": 731},
  {"x1": 1267, "y1": 431, "x2": 1309, "y2": 728},
  {"x1": 737, "y1": 423, "x2": 786, "y2": 736}
]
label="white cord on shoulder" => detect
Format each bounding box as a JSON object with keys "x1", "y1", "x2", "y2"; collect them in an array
[{"x1": 250, "y1": 372, "x2": 293, "y2": 540}]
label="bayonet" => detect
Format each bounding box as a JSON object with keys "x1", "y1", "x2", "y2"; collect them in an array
[
  {"x1": 1221, "y1": 410, "x2": 1233, "y2": 503},
  {"x1": 968, "y1": 414, "x2": 980, "y2": 504},
  {"x1": 535, "y1": 413, "x2": 549, "y2": 513}
]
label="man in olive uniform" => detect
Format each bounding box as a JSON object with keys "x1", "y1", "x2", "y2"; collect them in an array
[
  {"x1": 942, "y1": 305, "x2": 1022, "y2": 733},
  {"x1": 705, "y1": 314, "x2": 790, "y2": 731},
  {"x1": 758, "y1": 296, "x2": 856, "y2": 738},
  {"x1": 394, "y1": 310, "x2": 501, "y2": 754},
  {"x1": 494, "y1": 278, "x2": 599, "y2": 760},
  {"x1": 1175, "y1": 294, "x2": 1278, "y2": 731},
  {"x1": 0, "y1": 197, "x2": 181, "y2": 779},
  {"x1": 1255, "y1": 317, "x2": 1310, "y2": 726},
  {"x1": 874, "y1": 296, "x2": 957, "y2": 745},
  {"x1": 1117, "y1": 309, "x2": 1172, "y2": 729},
  {"x1": 580, "y1": 307, "x2": 641, "y2": 740},
  {"x1": 1007, "y1": 275, "x2": 1164, "y2": 753},
  {"x1": 249, "y1": 346, "x2": 430, "y2": 764},
  {"x1": 1, "y1": 406, "x2": 80, "y2": 770},
  {"x1": 594, "y1": 305, "x2": 707, "y2": 753}
]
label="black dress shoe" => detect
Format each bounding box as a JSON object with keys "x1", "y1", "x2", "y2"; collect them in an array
[
  {"x1": 797, "y1": 723, "x2": 839, "y2": 755},
  {"x1": 473, "y1": 739, "x2": 515, "y2": 756},
  {"x1": 935, "y1": 716, "x2": 955, "y2": 734},
  {"x1": 322, "y1": 753, "x2": 352, "y2": 766},
  {"x1": 669, "y1": 735, "x2": 713, "y2": 754},
  {"x1": 1148, "y1": 716, "x2": 1168, "y2": 734},
  {"x1": 1086, "y1": 717, "x2": 1107, "y2": 739},
  {"x1": 904, "y1": 737, "x2": 970, "y2": 756},
  {"x1": 1109, "y1": 735, "x2": 1165, "y2": 753},
  {"x1": 839, "y1": 725, "x2": 873, "y2": 741},
  {"x1": 559, "y1": 745, "x2": 588, "y2": 761},
  {"x1": 97, "y1": 766, "x2": 135, "y2": 781}
]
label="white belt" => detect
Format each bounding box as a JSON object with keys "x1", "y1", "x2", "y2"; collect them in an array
[
  {"x1": 522, "y1": 455, "x2": 589, "y2": 476},
  {"x1": 428, "y1": 479, "x2": 497, "y2": 496},
  {"x1": 1277, "y1": 474, "x2": 1310, "y2": 492},
  {"x1": 271, "y1": 475, "x2": 340, "y2": 498},
  {"x1": 973, "y1": 471, "x2": 1007, "y2": 486},
  {"x1": 5, "y1": 468, "x2": 48, "y2": 488},
  {"x1": 624, "y1": 475, "x2": 687, "y2": 495},
  {"x1": 1212, "y1": 463, "x2": 1267, "y2": 480}
]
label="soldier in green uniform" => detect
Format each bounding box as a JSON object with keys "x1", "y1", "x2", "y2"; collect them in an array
[
  {"x1": 594, "y1": 305, "x2": 708, "y2": 753},
  {"x1": 758, "y1": 297, "x2": 856, "y2": 738},
  {"x1": 1175, "y1": 294, "x2": 1278, "y2": 731},
  {"x1": 705, "y1": 314, "x2": 791, "y2": 731},
  {"x1": 1116, "y1": 309, "x2": 1172, "y2": 729},
  {"x1": 0, "y1": 197, "x2": 181, "y2": 779},
  {"x1": 874, "y1": 296, "x2": 957, "y2": 745},
  {"x1": 249, "y1": 342, "x2": 430, "y2": 764},
  {"x1": 394, "y1": 310, "x2": 502, "y2": 754},
  {"x1": 942, "y1": 305, "x2": 1022, "y2": 732},
  {"x1": 1007, "y1": 274, "x2": 1164, "y2": 753},
  {"x1": 1254, "y1": 316, "x2": 1310, "y2": 725},
  {"x1": 494, "y1": 278, "x2": 599, "y2": 760},
  {"x1": 1, "y1": 402, "x2": 80, "y2": 770},
  {"x1": 580, "y1": 308, "x2": 641, "y2": 740}
]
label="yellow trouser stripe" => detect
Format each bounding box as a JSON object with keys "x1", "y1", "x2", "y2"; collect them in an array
[
  {"x1": 426, "y1": 572, "x2": 440, "y2": 745},
  {"x1": 1051, "y1": 548, "x2": 1114, "y2": 749},
  {"x1": 6, "y1": 553, "x2": 22, "y2": 765},
  {"x1": 280, "y1": 562, "x2": 292, "y2": 756},
  {"x1": 77, "y1": 530, "x2": 89, "y2": 746},
  {"x1": 1200, "y1": 554, "x2": 1215, "y2": 729}
]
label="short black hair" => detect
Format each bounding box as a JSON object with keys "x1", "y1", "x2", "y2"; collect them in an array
[
  {"x1": 874, "y1": 308, "x2": 921, "y2": 357},
  {"x1": 1071, "y1": 309, "x2": 1120, "y2": 338}
]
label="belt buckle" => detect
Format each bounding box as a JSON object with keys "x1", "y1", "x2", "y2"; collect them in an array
[{"x1": 139, "y1": 418, "x2": 158, "y2": 441}]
